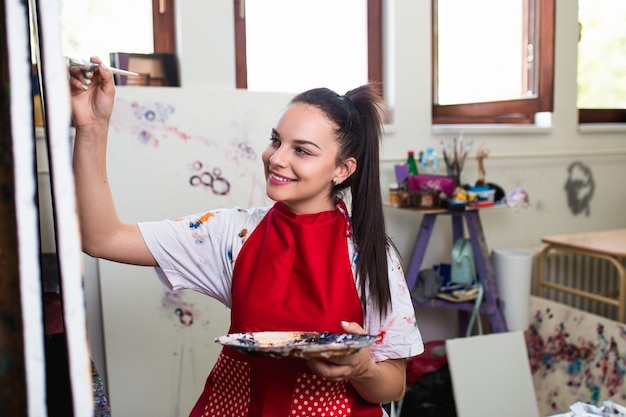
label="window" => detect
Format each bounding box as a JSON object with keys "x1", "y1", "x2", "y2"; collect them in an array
[
  {"x1": 59, "y1": 0, "x2": 174, "y2": 66},
  {"x1": 432, "y1": 0, "x2": 555, "y2": 125},
  {"x1": 577, "y1": 0, "x2": 626, "y2": 123},
  {"x1": 234, "y1": 0, "x2": 382, "y2": 95}
]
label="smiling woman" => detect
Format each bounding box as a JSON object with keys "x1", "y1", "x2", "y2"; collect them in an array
[{"x1": 68, "y1": 54, "x2": 424, "y2": 414}]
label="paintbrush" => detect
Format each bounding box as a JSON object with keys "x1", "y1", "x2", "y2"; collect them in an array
[
  {"x1": 440, "y1": 140, "x2": 450, "y2": 170},
  {"x1": 66, "y1": 57, "x2": 139, "y2": 77},
  {"x1": 459, "y1": 139, "x2": 474, "y2": 169}
]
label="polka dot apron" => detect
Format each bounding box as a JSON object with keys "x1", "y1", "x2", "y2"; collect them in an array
[{"x1": 189, "y1": 201, "x2": 382, "y2": 417}]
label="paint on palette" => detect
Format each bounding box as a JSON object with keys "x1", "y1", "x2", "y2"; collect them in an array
[{"x1": 528, "y1": 298, "x2": 626, "y2": 415}]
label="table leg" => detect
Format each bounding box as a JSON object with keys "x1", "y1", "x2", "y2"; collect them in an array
[
  {"x1": 537, "y1": 244, "x2": 552, "y2": 299},
  {"x1": 451, "y1": 213, "x2": 464, "y2": 242},
  {"x1": 617, "y1": 261, "x2": 626, "y2": 322},
  {"x1": 404, "y1": 214, "x2": 437, "y2": 291},
  {"x1": 464, "y1": 210, "x2": 507, "y2": 333}
]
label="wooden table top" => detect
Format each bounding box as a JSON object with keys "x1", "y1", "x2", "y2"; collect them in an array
[{"x1": 541, "y1": 228, "x2": 626, "y2": 258}]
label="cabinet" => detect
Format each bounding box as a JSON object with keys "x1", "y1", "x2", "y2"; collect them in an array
[{"x1": 403, "y1": 209, "x2": 507, "y2": 335}]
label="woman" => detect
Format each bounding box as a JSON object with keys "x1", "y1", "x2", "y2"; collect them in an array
[{"x1": 70, "y1": 57, "x2": 423, "y2": 417}]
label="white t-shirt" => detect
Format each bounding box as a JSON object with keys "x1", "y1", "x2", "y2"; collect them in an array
[{"x1": 139, "y1": 206, "x2": 424, "y2": 362}]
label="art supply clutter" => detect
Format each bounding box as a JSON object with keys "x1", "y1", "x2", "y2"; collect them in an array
[
  {"x1": 391, "y1": 137, "x2": 504, "y2": 210},
  {"x1": 440, "y1": 133, "x2": 473, "y2": 187}
]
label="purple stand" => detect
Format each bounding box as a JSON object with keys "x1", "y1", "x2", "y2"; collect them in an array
[
  {"x1": 394, "y1": 164, "x2": 409, "y2": 184},
  {"x1": 405, "y1": 210, "x2": 508, "y2": 335}
]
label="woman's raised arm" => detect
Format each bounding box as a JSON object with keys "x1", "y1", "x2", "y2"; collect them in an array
[{"x1": 70, "y1": 57, "x2": 156, "y2": 266}]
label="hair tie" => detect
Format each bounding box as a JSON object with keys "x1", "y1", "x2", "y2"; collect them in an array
[
  {"x1": 338, "y1": 94, "x2": 354, "y2": 132},
  {"x1": 340, "y1": 94, "x2": 353, "y2": 107}
]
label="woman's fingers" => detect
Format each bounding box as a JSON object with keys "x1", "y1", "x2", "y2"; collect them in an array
[{"x1": 340, "y1": 320, "x2": 367, "y2": 335}]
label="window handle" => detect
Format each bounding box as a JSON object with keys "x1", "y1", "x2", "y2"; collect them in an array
[
  {"x1": 238, "y1": 0, "x2": 245, "y2": 19},
  {"x1": 526, "y1": 43, "x2": 534, "y2": 64}
]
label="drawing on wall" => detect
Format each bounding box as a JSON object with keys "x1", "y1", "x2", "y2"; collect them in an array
[
  {"x1": 189, "y1": 161, "x2": 231, "y2": 195},
  {"x1": 111, "y1": 99, "x2": 215, "y2": 148},
  {"x1": 162, "y1": 290, "x2": 200, "y2": 328},
  {"x1": 161, "y1": 290, "x2": 207, "y2": 416},
  {"x1": 564, "y1": 161, "x2": 595, "y2": 216},
  {"x1": 527, "y1": 296, "x2": 626, "y2": 416}
]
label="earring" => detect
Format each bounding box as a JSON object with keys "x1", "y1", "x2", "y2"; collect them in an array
[{"x1": 334, "y1": 179, "x2": 339, "y2": 186}]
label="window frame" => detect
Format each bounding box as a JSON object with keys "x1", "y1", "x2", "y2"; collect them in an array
[
  {"x1": 431, "y1": 0, "x2": 555, "y2": 125},
  {"x1": 577, "y1": 4, "x2": 626, "y2": 124},
  {"x1": 233, "y1": 0, "x2": 383, "y2": 94},
  {"x1": 152, "y1": 0, "x2": 176, "y2": 54},
  {"x1": 579, "y1": 109, "x2": 626, "y2": 124}
]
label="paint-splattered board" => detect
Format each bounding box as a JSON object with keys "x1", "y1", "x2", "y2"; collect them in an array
[
  {"x1": 98, "y1": 87, "x2": 294, "y2": 416},
  {"x1": 528, "y1": 295, "x2": 626, "y2": 416},
  {"x1": 5, "y1": 0, "x2": 93, "y2": 415},
  {"x1": 3, "y1": 0, "x2": 36, "y2": 414},
  {"x1": 32, "y1": 0, "x2": 95, "y2": 414}
]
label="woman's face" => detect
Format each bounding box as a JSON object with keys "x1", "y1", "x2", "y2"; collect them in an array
[{"x1": 262, "y1": 103, "x2": 352, "y2": 214}]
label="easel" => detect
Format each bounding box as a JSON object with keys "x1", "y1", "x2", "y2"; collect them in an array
[{"x1": 2, "y1": 0, "x2": 93, "y2": 415}]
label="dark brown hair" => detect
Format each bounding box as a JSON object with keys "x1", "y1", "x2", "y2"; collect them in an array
[{"x1": 290, "y1": 84, "x2": 392, "y2": 318}]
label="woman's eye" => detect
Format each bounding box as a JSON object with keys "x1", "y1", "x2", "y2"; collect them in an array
[
  {"x1": 295, "y1": 147, "x2": 311, "y2": 156},
  {"x1": 269, "y1": 136, "x2": 279, "y2": 146}
]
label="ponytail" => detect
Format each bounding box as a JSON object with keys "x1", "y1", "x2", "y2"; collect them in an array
[{"x1": 290, "y1": 84, "x2": 391, "y2": 318}]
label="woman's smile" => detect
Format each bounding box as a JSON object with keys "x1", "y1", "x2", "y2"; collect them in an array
[{"x1": 268, "y1": 171, "x2": 297, "y2": 185}]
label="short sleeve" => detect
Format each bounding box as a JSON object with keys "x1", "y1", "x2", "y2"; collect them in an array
[
  {"x1": 138, "y1": 206, "x2": 269, "y2": 308},
  {"x1": 364, "y1": 245, "x2": 424, "y2": 362}
]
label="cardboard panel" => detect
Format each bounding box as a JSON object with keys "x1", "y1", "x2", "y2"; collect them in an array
[{"x1": 446, "y1": 331, "x2": 540, "y2": 417}]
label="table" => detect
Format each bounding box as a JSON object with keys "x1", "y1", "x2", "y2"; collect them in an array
[
  {"x1": 401, "y1": 207, "x2": 508, "y2": 334},
  {"x1": 537, "y1": 228, "x2": 626, "y2": 322}
]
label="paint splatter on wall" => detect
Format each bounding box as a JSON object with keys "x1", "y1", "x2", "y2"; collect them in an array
[
  {"x1": 162, "y1": 291, "x2": 198, "y2": 327},
  {"x1": 564, "y1": 161, "x2": 595, "y2": 216},
  {"x1": 188, "y1": 161, "x2": 231, "y2": 195},
  {"x1": 528, "y1": 296, "x2": 626, "y2": 416},
  {"x1": 110, "y1": 99, "x2": 215, "y2": 147}
]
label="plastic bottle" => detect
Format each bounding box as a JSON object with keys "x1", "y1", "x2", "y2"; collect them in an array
[
  {"x1": 421, "y1": 147, "x2": 439, "y2": 174},
  {"x1": 407, "y1": 151, "x2": 419, "y2": 175}
]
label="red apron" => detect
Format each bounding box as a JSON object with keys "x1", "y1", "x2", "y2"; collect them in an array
[{"x1": 189, "y1": 201, "x2": 382, "y2": 417}]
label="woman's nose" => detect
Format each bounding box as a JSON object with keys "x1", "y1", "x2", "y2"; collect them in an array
[{"x1": 267, "y1": 147, "x2": 286, "y2": 166}]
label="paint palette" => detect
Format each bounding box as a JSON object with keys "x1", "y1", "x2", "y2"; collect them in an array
[{"x1": 215, "y1": 331, "x2": 379, "y2": 358}]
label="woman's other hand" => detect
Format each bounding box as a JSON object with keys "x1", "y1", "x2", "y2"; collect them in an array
[
  {"x1": 306, "y1": 321, "x2": 375, "y2": 382},
  {"x1": 306, "y1": 321, "x2": 406, "y2": 404}
]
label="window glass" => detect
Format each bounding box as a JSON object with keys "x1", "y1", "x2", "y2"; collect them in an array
[
  {"x1": 244, "y1": 0, "x2": 368, "y2": 94},
  {"x1": 432, "y1": 0, "x2": 554, "y2": 125},
  {"x1": 435, "y1": 0, "x2": 530, "y2": 105},
  {"x1": 577, "y1": 0, "x2": 626, "y2": 109},
  {"x1": 59, "y1": 0, "x2": 153, "y2": 66}
]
